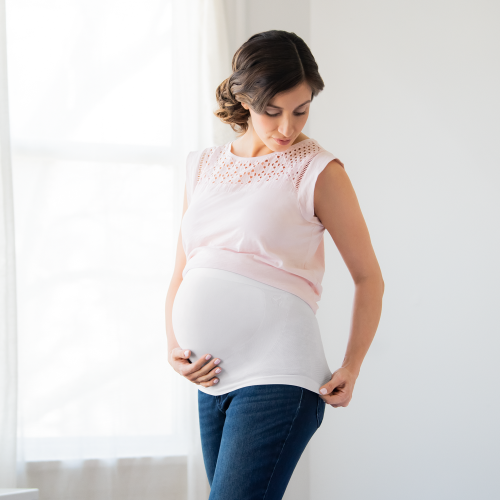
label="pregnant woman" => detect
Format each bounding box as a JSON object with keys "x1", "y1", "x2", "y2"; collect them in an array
[{"x1": 166, "y1": 30, "x2": 384, "y2": 500}]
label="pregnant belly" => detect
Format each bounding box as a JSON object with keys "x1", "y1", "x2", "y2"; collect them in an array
[{"x1": 171, "y1": 268, "x2": 267, "y2": 364}]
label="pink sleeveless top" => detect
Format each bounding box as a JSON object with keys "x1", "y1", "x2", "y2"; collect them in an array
[{"x1": 181, "y1": 138, "x2": 344, "y2": 314}]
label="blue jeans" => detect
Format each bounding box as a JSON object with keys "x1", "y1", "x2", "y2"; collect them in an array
[{"x1": 198, "y1": 384, "x2": 326, "y2": 500}]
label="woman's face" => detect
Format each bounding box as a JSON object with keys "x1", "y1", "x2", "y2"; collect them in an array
[{"x1": 241, "y1": 81, "x2": 312, "y2": 151}]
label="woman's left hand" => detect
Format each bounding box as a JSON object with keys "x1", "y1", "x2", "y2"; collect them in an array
[{"x1": 319, "y1": 367, "x2": 358, "y2": 408}]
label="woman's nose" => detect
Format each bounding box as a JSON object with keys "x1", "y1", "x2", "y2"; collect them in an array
[{"x1": 277, "y1": 117, "x2": 294, "y2": 138}]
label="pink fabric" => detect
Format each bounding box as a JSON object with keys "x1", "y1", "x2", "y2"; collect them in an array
[{"x1": 181, "y1": 138, "x2": 343, "y2": 314}]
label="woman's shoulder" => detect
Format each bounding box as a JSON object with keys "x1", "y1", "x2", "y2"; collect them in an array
[
  {"x1": 304, "y1": 138, "x2": 344, "y2": 167},
  {"x1": 304, "y1": 137, "x2": 330, "y2": 153}
]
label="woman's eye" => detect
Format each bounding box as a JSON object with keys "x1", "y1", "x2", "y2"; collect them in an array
[{"x1": 265, "y1": 111, "x2": 307, "y2": 117}]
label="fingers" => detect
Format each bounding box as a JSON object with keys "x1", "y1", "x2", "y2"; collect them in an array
[
  {"x1": 175, "y1": 349, "x2": 223, "y2": 388},
  {"x1": 319, "y1": 371, "x2": 352, "y2": 408},
  {"x1": 321, "y1": 392, "x2": 350, "y2": 407},
  {"x1": 190, "y1": 356, "x2": 222, "y2": 385},
  {"x1": 326, "y1": 395, "x2": 350, "y2": 408},
  {"x1": 183, "y1": 354, "x2": 220, "y2": 377},
  {"x1": 171, "y1": 347, "x2": 192, "y2": 361},
  {"x1": 196, "y1": 363, "x2": 222, "y2": 387},
  {"x1": 319, "y1": 371, "x2": 342, "y2": 396}
]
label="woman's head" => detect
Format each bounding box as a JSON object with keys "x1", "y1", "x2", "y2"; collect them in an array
[{"x1": 214, "y1": 30, "x2": 325, "y2": 148}]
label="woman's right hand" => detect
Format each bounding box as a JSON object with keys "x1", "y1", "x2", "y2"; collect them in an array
[{"x1": 168, "y1": 347, "x2": 222, "y2": 387}]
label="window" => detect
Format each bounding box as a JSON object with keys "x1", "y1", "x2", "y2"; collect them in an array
[{"x1": 6, "y1": 0, "x2": 186, "y2": 461}]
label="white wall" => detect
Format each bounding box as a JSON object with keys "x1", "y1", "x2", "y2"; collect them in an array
[
  {"x1": 309, "y1": 1, "x2": 500, "y2": 499},
  {"x1": 241, "y1": 1, "x2": 500, "y2": 499}
]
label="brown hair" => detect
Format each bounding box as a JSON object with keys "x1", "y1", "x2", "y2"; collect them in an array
[{"x1": 214, "y1": 30, "x2": 325, "y2": 135}]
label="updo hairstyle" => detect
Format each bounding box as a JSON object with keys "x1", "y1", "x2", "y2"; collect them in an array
[{"x1": 214, "y1": 30, "x2": 325, "y2": 135}]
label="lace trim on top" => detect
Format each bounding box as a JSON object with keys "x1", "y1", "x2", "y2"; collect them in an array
[{"x1": 196, "y1": 138, "x2": 323, "y2": 191}]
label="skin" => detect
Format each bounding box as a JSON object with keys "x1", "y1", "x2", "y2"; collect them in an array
[{"x1": 166, "y1": 81, "x2": 385, "y2": 408}]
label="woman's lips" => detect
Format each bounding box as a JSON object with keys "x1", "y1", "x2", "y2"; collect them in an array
[{"x1": 273, "y1": 137, "x2": 291, "y2": 145}]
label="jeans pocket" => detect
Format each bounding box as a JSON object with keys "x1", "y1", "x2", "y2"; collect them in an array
[{"x1": 316, "y1": 395, "x2": 326, "y2": 429}]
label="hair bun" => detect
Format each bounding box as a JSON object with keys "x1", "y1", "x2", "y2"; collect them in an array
[{"x1": 214, "y1": 77, "x2": 250, "y2": 134}]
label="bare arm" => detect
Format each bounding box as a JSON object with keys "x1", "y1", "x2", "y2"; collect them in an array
[
  {"x1": 165, "y1": 185, "x2": 223, "y2": 388},
  {"x1": 165, "y1": 185, "x2": 188, "y2": 355},
  {"x1": 314, "y1": 159, "x2": 385, "y2": 406}
]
